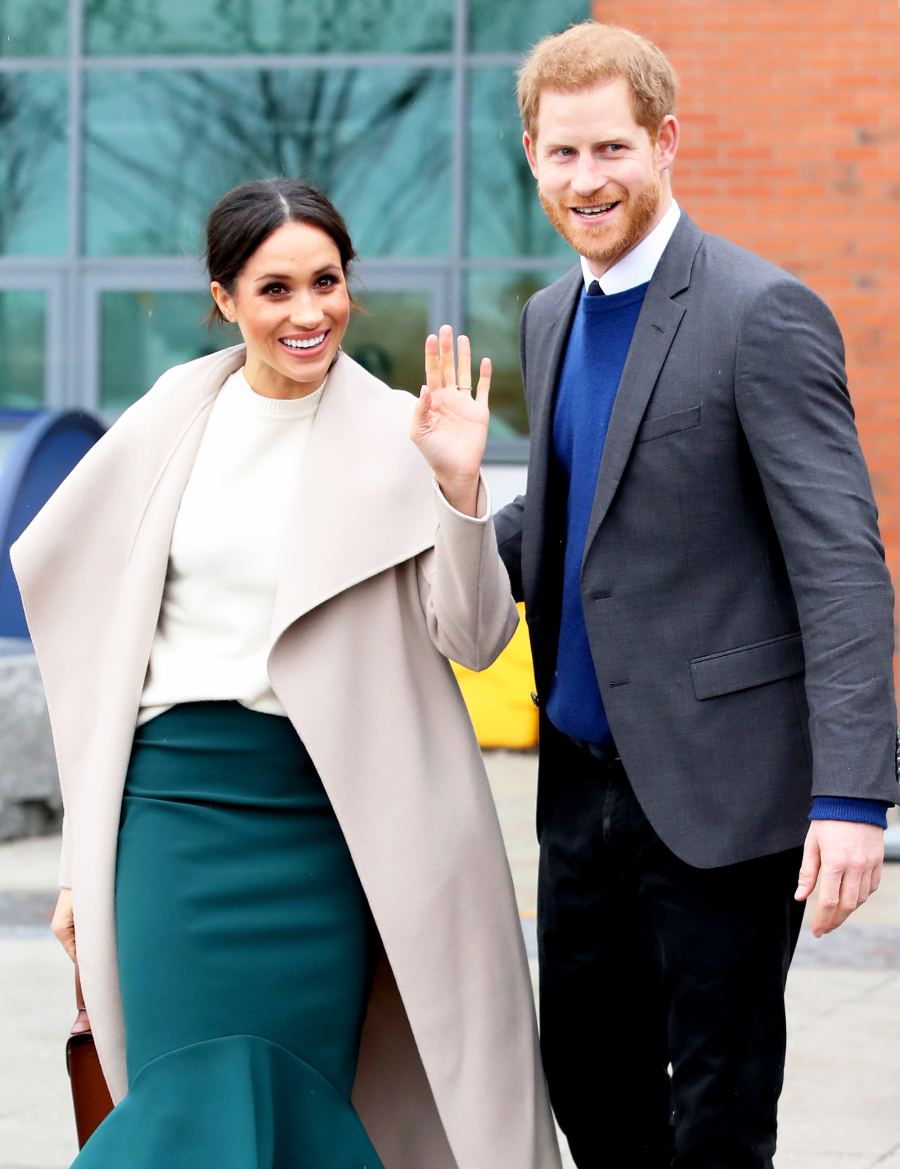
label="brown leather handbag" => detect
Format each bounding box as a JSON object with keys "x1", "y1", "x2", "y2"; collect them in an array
[{"x1": 66, "y1": 967, "x2": 113, "y2": 1148}]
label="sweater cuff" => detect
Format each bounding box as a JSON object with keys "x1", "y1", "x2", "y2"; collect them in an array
[{"x1": 809, "y1": 796, "x2": 890, "y2": 829}]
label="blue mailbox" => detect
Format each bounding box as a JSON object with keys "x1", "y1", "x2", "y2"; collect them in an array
[{"x1": 0, "y1": 410, "x2": 106, "y2": 639}]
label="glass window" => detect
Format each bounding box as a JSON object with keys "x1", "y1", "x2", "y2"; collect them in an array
[
  {"x1": 467, "y1": 68, "x2": 571, "y2": 260},
  {"x1": 0, "y1": 0, "x2": 68, "y2": 56},
  {"x1": 99, "y1": 290, "x2": 239, "y2": 411},
  {"x1": 344, "y1": 289, "x2": 428, "y2": 396},
  {"x1": 85, "y1": 0, "x2": 453, "y2": 55},
  {"x1": 84, "y1": 68, "x2": 452, "y2": 259},
  {"x1": 0, "y1": 71, "x2": 68, "y2": 256},
  {"x1": 0, "y1": 291, "x2": 46, "y2": 407},
  {"x1": 469, "y1": 1, "x2": 588, "y2": 53},
  {"x1": 465, "y1": 268, "x2": 569, "y2": 437}
]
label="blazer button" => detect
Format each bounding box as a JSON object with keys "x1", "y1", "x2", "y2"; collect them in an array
[{"x1": 530, "y1": 691, "x2": 540, "y2": 708}]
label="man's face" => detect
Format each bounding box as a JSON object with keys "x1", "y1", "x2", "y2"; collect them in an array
[{"x1": 524, "y1": 77, "x2": 678, "y2": 274}]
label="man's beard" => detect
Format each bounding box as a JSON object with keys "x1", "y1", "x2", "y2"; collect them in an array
[{"x1": 539, "y1": 172, "x2": 663, "y2": 271}]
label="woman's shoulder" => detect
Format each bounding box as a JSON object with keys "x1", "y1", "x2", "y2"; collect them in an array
[
  {"x1": 122, "y1": 345, "x2": 247, "y2": 422},
  {"x1": 13, "y1": 347, "x2": 246, "y2": 563}
]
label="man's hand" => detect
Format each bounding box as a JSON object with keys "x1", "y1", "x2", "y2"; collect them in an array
[{"x1": 795, "y1": 820, "x2": 884, "y2": 937}]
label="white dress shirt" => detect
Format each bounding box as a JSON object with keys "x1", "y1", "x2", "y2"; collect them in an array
[{"x1": 580, "y1": 199, "x2": 681, "y2": 294}]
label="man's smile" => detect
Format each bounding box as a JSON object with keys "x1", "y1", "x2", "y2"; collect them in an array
[{"x1": 570, "y1": 201, "x2": 621, "y2": 222}]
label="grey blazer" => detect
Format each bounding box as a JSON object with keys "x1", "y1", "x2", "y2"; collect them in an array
[{"x1": 495, "y1": 213, "x2": 898, "y2": 868}]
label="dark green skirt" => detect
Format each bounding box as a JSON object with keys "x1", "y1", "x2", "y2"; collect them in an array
[{"x1": 73, "y1": 701, "x2": 384, "y2": 1169}]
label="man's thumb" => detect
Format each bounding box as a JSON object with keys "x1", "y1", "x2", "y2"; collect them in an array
[{"x1": 795, "y1": 833, "x2": 820, "y2": 901}]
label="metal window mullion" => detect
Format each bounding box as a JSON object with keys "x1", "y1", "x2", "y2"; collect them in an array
[
  {"x1": 0, "y1": 257, "x2": 70, "y2": 274},
  {"x1": 0, "y1": 55, "x2": 522, "y2": 72},
  {"x1": 449, "y1": 0, "x2": 469, "y2": 329},
  {"x1": 0, "y1": 57, "x2": 68, "y2": 71},
  {"x1": 79, "y1": 260, "x2": 208, "y2": 290},
  {"x1": 78, "y1": 52, "x2": 460, "y2": 70},
  {"x1": 65, "y1": 0, "x2": 85, "y2": 409}
]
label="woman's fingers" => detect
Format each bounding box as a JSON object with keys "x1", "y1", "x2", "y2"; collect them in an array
[
  {"x1": 457, "y1": 335, "x2": 472, "y2": 391},
  {"x1": 475, "y1": 357, "x2": 492, "y2": 406},
  {"x1": 427, "y1": 324, "x2": 491, "y2": 399},
  {"x1": 424, "y1": 333, "x2": 441, "y2": 392},
  {"x1": 438, "y1": 324, "x2": 456, "y2": 388}
]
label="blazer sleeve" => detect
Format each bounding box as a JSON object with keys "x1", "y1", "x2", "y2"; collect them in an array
[
  {"x1": 491, "y1": 295, "x2": 533, "y2": 603},
  {"x1": 417, "y1": 479, "x2": 518, "y2": 672},
  {"x1": 734, "y1": 276, "x2": 897, "y2": 803},
  {"x1": 493, "y1": 497, "x2": 525, "y2": 602}
]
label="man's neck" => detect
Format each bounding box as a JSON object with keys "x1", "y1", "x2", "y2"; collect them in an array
[{"x1": 581, "y1": 198, "x2": 681, "y2": 296}]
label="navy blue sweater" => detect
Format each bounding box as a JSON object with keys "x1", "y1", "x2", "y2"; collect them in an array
[{"x1": 546, "y1": 282, "x2": 648, "y2": 744}]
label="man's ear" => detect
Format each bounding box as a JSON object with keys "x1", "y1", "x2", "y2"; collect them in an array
[
  {"x1": 655, "y1": 115, "x2": 680, "y2": 173},
  {"x1": 523, "y1": 130, "x2": 539, "y2": 179}
]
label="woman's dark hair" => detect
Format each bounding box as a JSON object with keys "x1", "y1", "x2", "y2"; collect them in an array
[{"x1": 204, "y1": 178, "x2": 357, "y2": 325}]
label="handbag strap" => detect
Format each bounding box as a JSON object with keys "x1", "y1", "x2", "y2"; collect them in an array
[{"x1": 71, "y1": 965, "x2": 92, "y2": 1037}]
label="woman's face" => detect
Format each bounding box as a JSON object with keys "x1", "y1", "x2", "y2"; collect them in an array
[{"x1": 211, "y1": 220, "x2": 351, "y2": 399}]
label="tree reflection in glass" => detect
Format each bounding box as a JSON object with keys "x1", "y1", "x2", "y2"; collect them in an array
[
  {"x1": 84, "y1": 68, "x2": 452, "y2": 258},
  {"x1": 0, "y1": 73, "x2": 68, "y2": 256},
  {"x1": 84, "y1": 0, "x2": 453, "y2": 56}
]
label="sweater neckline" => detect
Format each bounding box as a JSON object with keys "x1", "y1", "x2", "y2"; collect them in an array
[
  {"x1": 580, "y1": 280, "x2": 650, "y2": 311},
  {"x1": 226, "y1": 366, "x2": 327, "y2": 419}
]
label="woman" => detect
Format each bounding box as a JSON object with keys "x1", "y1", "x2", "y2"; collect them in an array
[{"x1": 12, "y1": 179, "x2": 561, "y2": 1169}]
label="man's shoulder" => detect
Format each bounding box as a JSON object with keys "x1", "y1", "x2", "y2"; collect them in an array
[
  {"x1": 521, "y1": 222, "x2": 824, "y2": 322},
  {"x1": 522, "y1": 266, "x2": 582, "y2": 327},
  {"x1": 691, "y1": 227, "x2": 808, "y2": 299}
]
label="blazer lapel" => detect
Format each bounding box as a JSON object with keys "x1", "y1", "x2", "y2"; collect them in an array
[
  {"x1": 270, "y1": 353, "x2": 437, "y2": 646},
  {"x1": 582, "y1": 215, "x2": 703, "y2": 557}
]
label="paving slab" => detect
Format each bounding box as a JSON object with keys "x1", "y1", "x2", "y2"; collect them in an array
[
  {"x1": 0, "y1": 937, "x2": 76, "y2": 1168},
  {"x1": 777, "y1": 970, "x2": 900, "y2": 1163}
]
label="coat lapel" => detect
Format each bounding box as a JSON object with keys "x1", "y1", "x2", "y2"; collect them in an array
[
  {"x1": 270, "y1": 352, "x2": 436, "y2": 646},
  {"x1": 581, "y1": 214, "x2": 703, "y2": 558}
]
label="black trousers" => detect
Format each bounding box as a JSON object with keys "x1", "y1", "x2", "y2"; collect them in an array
[{"x1": 538, "y1": 742, "x2": 805, "y2": 1169}]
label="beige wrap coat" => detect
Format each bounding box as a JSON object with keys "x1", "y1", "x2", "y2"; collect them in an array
[{"x1": 11, "y1": 346, "x2": 562, "y2": 1169}]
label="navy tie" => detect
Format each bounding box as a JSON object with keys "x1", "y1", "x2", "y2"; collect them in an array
[{"x1": 587, "y1": 280, "x2": 604, "y2": 296}]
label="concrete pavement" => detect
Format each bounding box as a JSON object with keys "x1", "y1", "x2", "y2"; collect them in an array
[{"x1": 2, "y1": 752, "x2": 900, "y2": 1168}]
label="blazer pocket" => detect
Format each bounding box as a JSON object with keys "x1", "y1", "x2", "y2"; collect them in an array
[
  {"x1": 636, "y1": 404, "x2": 701, "y2": 443},
  {"x1": 690, "y1": 631, "x2": 804, "y2": 700}
]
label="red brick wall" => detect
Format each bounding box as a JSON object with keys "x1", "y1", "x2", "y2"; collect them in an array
[{"x1": 592, "y1": 1, "x2": 900, "y2": 655}]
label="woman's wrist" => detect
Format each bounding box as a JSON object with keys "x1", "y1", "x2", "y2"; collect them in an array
[{"x1": 436, "y1": 473, "x2": 481, "y2": 518}]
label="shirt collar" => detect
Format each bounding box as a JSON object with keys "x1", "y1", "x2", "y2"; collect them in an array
[{"x1": 580, "y1": 200, "x2": 681, "y2": 295}]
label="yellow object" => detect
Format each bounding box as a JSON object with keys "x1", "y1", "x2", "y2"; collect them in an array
[{"x1": 452, "y1": 604, "x2": 538, "y2": 749}]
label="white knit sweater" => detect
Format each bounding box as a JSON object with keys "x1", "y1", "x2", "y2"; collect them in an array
[{"x1": 138, "y1": 367, "x2": 325, "y2": 724}]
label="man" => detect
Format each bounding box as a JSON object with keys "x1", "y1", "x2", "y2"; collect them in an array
[{"x1": 494, "y1": 22, "x2": 898, "y2": 1169}]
